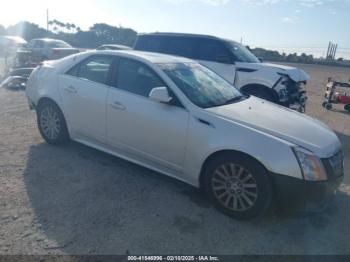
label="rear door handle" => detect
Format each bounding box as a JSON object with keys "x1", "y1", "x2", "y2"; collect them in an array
[
  {"x1": 64, "y1": 85, "x2": 77, "y2": 94},
  {"x1": 109, "y1": 101, "x2": 126, "y2": 111}
]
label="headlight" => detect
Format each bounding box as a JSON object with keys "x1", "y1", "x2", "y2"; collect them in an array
[{"x1": 293, "y1": 147, "x2": 327, "y2": 181}]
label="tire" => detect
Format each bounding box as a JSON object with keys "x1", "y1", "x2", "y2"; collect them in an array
[
  {"x1": 344, "y1": 104, "x2": 350, "y2": 112},
  {"x1": 246, "y1": 88, "x2": 275, "y2": 102},
  {"x1": 203, "y1": 153, "x2": 273, "y2": 220},
  {"x1": 37, "y1": 100, "x2": 70, "y2": 145},
  {"x1": 322, "y1": 101, "x2": 327, "y2": 108},
  {"x1": 325, "y1": 103, "x2": 333, "y2": 110}
]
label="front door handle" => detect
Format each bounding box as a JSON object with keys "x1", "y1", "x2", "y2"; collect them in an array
[
  {"x1": 64, "y1": 85, "x2": 77, "y2": 94},
  {"x1": 109, "y1": 101, "x2": 126, "y2": 111}
]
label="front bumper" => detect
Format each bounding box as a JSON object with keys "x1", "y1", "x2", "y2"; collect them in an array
[
  {"x1": 272, "y1": 173, "x2": 343, "y2": 211},
  {"x1": 276, "y1": 80, "x2": 308, "y2": 112}
]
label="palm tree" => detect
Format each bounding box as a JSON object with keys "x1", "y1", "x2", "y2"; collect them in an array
[{"x1": 66, "y1": 23, "x2": 72, "y2": 33}]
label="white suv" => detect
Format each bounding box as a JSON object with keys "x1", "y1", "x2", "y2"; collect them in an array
[
  {"x1": 26, "y1": 50, "x2": 343, "y2": 219},
  {"x1": 134, "y1": 33, "x2": 309, "y2": 112}
]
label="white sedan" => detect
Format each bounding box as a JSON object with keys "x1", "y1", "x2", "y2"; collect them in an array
[{"x1": 26, "y1": 50, "x2": 344, "y2": 219}]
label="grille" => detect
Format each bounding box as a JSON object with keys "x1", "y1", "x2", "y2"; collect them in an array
[{"x1": 323, "y1": 151, "x2": 344, "y2": 178}]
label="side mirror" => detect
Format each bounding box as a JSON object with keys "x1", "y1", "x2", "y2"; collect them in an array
[
  {"x1": 149, "y1": 87, "x2": 172, "y2": 103},
  {"x1": 258, "y1": 57, "x2": 264, "y2": 63}
]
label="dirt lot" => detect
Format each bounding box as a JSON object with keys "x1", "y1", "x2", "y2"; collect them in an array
[{"x1": 0, "y1": 63, "x2": 349, "y2": 255}]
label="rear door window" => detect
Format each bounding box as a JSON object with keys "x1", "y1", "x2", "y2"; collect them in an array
[
  {"x1": 134, "y1": 36, "x2": 165, "y2": 52},
  {"x1": 162, "y1": 37, "x2": 197, "y2": 59},
  {"x1": 67, "y1": 55, "x2": 114, "y2": 85}
]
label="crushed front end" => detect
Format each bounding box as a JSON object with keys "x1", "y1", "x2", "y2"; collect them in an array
[{"x1": 274, "y1": 74, "x2": 308, "y2": 113}]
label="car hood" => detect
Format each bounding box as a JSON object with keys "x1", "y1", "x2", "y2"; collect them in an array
[
  {"x1": 205, "y1": 97, "x2": 341, "y2": 158},
  {"x1": 236, "y1": 62, "x2": 310, "y2": 82}
]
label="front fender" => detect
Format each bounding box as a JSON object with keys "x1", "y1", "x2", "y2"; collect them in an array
[{"x1": 183, "y1": 114, "x2": 303, "y2": 187}]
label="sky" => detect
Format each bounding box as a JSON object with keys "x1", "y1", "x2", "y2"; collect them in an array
[{"x1": 0, "y1": 0, "x2": 349, "y2": 58}]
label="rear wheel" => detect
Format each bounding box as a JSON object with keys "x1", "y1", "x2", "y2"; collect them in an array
[
  {"x1": 203, "y1": 153, "x2": 273, "y2": 220},
  {"x1": 37, "y1": 100, "x2": 70, "y2": 145},
  {"x1": 325, "y1": 103, "x2": 333, "y2": 110},
  {"x1": 345, "y1": 104, "x2": 350, "y2": 112}
]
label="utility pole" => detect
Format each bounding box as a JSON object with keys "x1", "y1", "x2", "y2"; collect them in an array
[
  {"x1": 46, "y1": 9, "x2": 49, "y2": 32},
  {"x1": 326, "y1": 42, "x2": 331, "y2": 59},
  {"x1": 326, "y1": 42, "x2": 339, "y2": 61},
  {"x1": 333, "y1": 44, "x2": 338, "y2": 60}
]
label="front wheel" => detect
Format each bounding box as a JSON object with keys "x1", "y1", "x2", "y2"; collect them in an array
[
  {"x1": 203, "y1": 154, "x2": 273, "y2": 220},
  {"x1": 37, "y1": 101, "x2": 70, "y2": 145}
]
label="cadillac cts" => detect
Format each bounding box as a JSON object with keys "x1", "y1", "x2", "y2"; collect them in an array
[{"x1": 25, "y1": 50, "x2": 344, "y2": 219}]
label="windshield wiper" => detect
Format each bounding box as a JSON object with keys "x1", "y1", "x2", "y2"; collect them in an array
[{"x1": 223, "y1": 95, "x2": 244, "y2": 105}]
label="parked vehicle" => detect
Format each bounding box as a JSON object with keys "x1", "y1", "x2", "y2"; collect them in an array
[
  {"x1": 96, "y1": 44, "x2": 132, "y2": 51},
  {"x1": 134, "y1": 33, "x2": 309, "y2": 112},
  {"x1": 0, "y1": 36, "x2": 27, "y2": 55},
  {"x1": 1, "y1": 68, "x2": 34, "y2": 90},
  {"x1": 322, "y1": 78, "x2": 350, "y2": 112},
  {"x1": 26, "y1": 50, "x2": 343, "y2": 219},
  {"x1": 26, "y1": 38, "x2": 79, "y2": 61}
]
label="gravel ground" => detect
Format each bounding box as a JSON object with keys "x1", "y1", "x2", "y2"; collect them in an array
[{"x1": 0, "y1": 63, "x2": 349, "y2": 255}]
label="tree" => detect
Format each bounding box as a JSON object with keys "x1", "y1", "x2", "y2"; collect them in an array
[
  {"x1": 0, "y1": 24, "x2": 5, "y2": 35},
  {"x1": 6, "y1": 21, "x2": 50, "y2": 40},
  {"x1": 89, "y1": 23, "x2": 137, "y2": 46}
]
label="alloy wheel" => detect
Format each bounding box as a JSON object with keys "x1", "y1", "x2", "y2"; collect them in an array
[
  {"x1": 211, "y1": 163, "x2": 258, "y2": 212},
  {"x1": 40, "y1": 106, "x2": 61, "y2": 140}
]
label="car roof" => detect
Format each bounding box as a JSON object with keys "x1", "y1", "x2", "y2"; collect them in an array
[
  {"x1": 138, "y1": 32, "x2": 222, "y2": 40},
  {"x1": 94, "y1": 50, "x2": 194, "y2": 64},
  {"x1": 137, "y1": 32, "x2": 240, "y2": 45},
  {"x1": 99, "y1": 44, "x2": 131, "y2": 49},
  {"x1": 31, "y1": 38, "x2": 66, "y2": 42}
]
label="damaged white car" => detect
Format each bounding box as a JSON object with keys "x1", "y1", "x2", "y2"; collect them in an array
[
  {"x1": 134, "y1": 33, "x2": 309, "y2": 112},
  {"x1": 26, "y1": 50, "x2": 343, "y2": 220}
]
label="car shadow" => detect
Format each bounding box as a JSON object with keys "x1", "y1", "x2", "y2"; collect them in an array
[
  {"x1": 22, "y1": 139, "x2": 350, "y2": 254},
  {"x1": 1, "y1": 85, "x2": 25, "y2": 92}
]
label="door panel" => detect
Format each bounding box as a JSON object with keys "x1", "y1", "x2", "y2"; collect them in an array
[
  {"x1": 106, "y1": 89, "x2": 189, "y2": 171},
  {"x1": 59, "y1": 75, "x2": 108, "y2": 142},
  {"x1": 59, "y1": 55, "x2": 115, "y2": 142}
]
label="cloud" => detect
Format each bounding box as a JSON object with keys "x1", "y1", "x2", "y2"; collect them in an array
[
  {"x1": 299, "y1": 0, "x2": 324, "y2": 8},
  {"x1": 240, "y1": 0, "x2": 350, "y2": 6},
  {"x1": 167, "y1": 0, "x2": 350, "y2": 8},
  {"x1": 282, "y1": 15, "x2": 300, "y2": 23},
  {"x1": 167, "y1": 0, "x2": 230, "y2": 5}
]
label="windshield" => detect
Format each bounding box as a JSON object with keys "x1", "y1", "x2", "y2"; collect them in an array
[
  {"x1": 160, "y1": 63, "x2": 243, "y2": 108},
  {"x1": 227, "y1": 41, "x2": 260, "y2": 63},
  {"x1": 48, "y1": 40, "x2": 72, "y2": 48}
]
